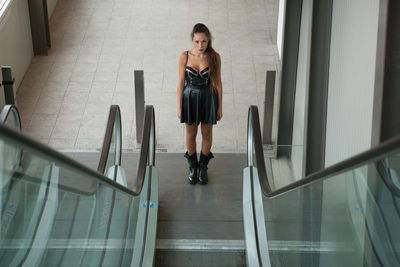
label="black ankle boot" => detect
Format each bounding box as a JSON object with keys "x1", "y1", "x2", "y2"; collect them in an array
[
  {"x1": 198, "y1": 152, "x2": 214, "y2": 185},
  {"x1": 184, "y1": 152, "x2": 198, "y2": 184}
]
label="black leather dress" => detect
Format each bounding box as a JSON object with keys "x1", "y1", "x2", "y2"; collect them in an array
[{"x1": 180, "y1": 52, "x2": 219, "y2": 125}]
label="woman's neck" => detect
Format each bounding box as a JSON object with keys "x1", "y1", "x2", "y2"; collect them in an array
[{"x1": 190, "y1": 49, "x2": 207, "y2": 57}]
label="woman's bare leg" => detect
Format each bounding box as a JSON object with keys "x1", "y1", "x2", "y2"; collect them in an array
[
  {"x1": 185, "y1": 123, "x2": 198, "y2": 155},
  {"x1": 200, "y1": 123, "x2": 213, "y2": 155}
]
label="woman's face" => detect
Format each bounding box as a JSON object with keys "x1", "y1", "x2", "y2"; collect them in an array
[{"x1": 192, "y1": 33, "x2": 209, "y2": 54}]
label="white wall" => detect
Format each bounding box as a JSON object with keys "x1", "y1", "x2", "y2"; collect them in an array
[
  {"x1": 321, "y1": 1, "x2": 380, "y2": 265},
  {"x1": 276, "y1": 0, "x2": 286, "y2": 59},
  {"x1": 325, "y1": 0, "x2": 379, "y2": 166},
  {"x1": 0, "y1": 0, "x2": 33, "y2": 107},
  {"x1": 0, "y1": 0, "x2": 59, "y2": 108}
]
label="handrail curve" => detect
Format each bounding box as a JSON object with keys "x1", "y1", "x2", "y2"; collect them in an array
[
  {"x1": 0, "y1": 105, "x2": 156, "y2": 197},
  {"x1": 0, "y1": 124, "x2": 136, "y2": 195},
  {"x1": 97, "y1": 105, "x2": 122, "y2": 174},
  {"x1": 247, "y1": 105, "x2": 271, "y2": 193},
  {"x1": 247, "y1": 105, "x2": 400, "y2": 198},
  {"x1": 0, "y1": 104, "x2": 22, "y2": 131},
  {"x1": 1, "y1": 104, "x2": 23, "y2": 170},
  {"x1": 132, "y1": 105, "x2": 155, "y2": 194}
]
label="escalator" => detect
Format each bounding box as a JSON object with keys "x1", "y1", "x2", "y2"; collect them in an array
[
  {"x1": 0, "y1": 104, "x2": 158, "y2": 266},
  {"x1": 244, "y1": 105, "x2": 400, "y2": 266},
  {"x1": 1, "y1": 103, "x2": 400, "y2": 266}
]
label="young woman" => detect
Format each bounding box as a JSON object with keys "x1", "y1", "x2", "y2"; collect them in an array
[{"x1": 177, "y1": 23, "x2": 223, "y2": 185}]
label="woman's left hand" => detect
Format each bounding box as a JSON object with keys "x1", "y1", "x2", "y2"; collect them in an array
[{"x1": 217, "y1": 107, "x2": 223, "y2": 121}]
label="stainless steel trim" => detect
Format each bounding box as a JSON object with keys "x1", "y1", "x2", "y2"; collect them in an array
[
  {"x1": 243, "y1": 167, "x2": 261, "y2": 267},
  {"x1": 156, "y1": 239, "x2": 245, "y2": 251},
  {"x1": 131, "y1": 166, "x2": 151, "y2": 267},
  {"x1": 252, "y1": 167, "x2": 271, "y2": 266},
  {"x1": 142, "y1": 167, "x2": 158, "y2": 266}
]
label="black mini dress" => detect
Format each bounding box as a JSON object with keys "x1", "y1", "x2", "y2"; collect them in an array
[{"x1": 180, "y1": 51, "x2": 219, "y2": 125}]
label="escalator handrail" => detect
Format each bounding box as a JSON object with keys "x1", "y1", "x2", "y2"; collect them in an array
[
  {"x1": 0, "y1": 121, "x2": 139, "y2": 197},
  {"x1": 132, "y1": 105, "x2": 155, "y2": 194},
  {"x1": 0, "y1": 105, "x2": 156, "y2": 197},
  {"x1": 247, "y1": 105, "x2": 271, "y2": 193},
  {"x1": 0, "y1": 104, "x2": 22, "y2": 131},
  {"x1": 247, "y1": 105, "x2": 400, "y2": 198},
  {"x1": 97, "y1": 105, "x2": 122, "y2": 174}
]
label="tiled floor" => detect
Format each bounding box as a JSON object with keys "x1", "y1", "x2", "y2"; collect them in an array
[{"x1": 17, "y1": 0, "x2": 279, "y2": 152}]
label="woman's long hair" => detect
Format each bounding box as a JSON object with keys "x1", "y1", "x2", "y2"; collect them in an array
[{"x1": 191, "y1": 23, "x2": 218, "y2": 92}]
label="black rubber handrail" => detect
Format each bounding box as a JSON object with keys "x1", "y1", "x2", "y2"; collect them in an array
[
  {"x1": 0, "y1": 104, "x2": 22, "y2": 131},
  {"x1": 0, "y1": 105, "x2": 156, "y2": 196},
  {"x1": 132, "y1": 105, "x2": 155, "y2": 194},
  {"x1": 247, "y1": 105, "x2": 271, "y2": 193},
  {"x1": 97, "y1": 105, "x2": 122, "y2": 175},
  {"x1": 247, "y1": 105, "x2": 400, "y2": 198}
]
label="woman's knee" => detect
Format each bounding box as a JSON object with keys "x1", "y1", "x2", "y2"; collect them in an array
[
  {"x1": 186, "y1": 125, "x2": 198, "y2": 140},
  {"x1": 201, "y1": 126, "x2": 212, "y2": 141},
  {"x1": 187, "y1": 132, "x2": 197, "y2": 141}
]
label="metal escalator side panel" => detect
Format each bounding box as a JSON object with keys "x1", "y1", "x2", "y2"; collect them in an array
[
  {"x1": 252, "y1": 167, "x2": 272, "y2": 266},
  {"x1": 130, "y1": 166, "x2": 151, "y2": 266},
  {"x1": 142, "y1": 166, "x2": 158, "y2": 267},
  {"x1": 243, "y1": 166, "x2": 261, "y2": 267}
]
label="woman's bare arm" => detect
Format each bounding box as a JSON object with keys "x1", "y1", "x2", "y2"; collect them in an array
[{"x1": 177, "y1": 52, "x2": 187, "y2": 118}]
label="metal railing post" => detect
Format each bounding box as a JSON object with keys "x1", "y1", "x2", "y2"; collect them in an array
[
  {"x1": 1, "y1": 66, "x2": 16, "y2": 105},
  {"x1": 135, "y1": 70, "x2": 145, "y2": 144},
  {"x1": 263, "y1": 70, "x2": 276, "y2": 145}
]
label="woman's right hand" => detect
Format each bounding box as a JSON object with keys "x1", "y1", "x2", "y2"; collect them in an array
[{"x1": 177, "y1": 108, "x2": 181, "y2": 119}]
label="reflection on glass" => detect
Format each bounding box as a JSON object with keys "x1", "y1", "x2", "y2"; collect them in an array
[
  {"x1": 255, "y1": 144, "x2": 304, "y2": 190},
  {"x1": 262, "y1": 149, "x2": 400, "y2": 266},
  {"x1": 0, "y1": 129, "x2": 140, "y2": 266},
  {"x1": 1, "y1": 107, "x2": 22, "y2": 173},
  {"x1": 1, "y1": 106, "x2": 21, "y2": 132},
  {"x1": 102, "y1": 108, "x2": 122, "y2": 182}
]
